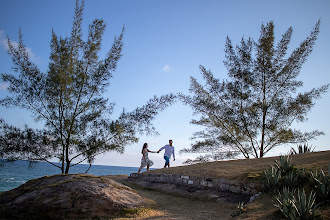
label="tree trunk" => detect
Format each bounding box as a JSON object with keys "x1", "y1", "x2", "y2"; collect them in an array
[
  {"x1": 260, "y1": 71, "x2": 267, "y2": 158},
  {"x1": 85, "y1": 164, "x2": 92, "y2": 173},
  {"x1": 61, "y1": 145, "x2": 65, "y2": 174},
  {"x1": 65, "y1": 161, "x2": 70, "y2": 174},
  {"x1": 65, "y1": 140, "x2": 70, "y2": 174}
]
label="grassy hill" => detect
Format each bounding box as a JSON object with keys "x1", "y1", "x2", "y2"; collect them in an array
[
  {"x1": 147, "y1": 150, "x2": 330, "y2": 182},
  {"x1": 125, "y1": 150, "x2": 330, "y2": 219}
]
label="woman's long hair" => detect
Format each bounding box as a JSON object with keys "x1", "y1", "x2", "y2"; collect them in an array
[{"x1": 141, "y1": 143, "x2": 148, "y2": 154}]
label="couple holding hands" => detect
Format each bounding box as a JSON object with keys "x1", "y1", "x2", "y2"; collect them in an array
[{"x1": 138, "y1": 140, "x2": 175, "y2": 173}]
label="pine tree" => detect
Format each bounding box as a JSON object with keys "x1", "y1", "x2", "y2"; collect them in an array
[
  {"x1": 180, "y1": 20, "x2": 328, "y2": 161},
  {"x1": 0, "y1": 0, "x2": 176, "y2": 173}
]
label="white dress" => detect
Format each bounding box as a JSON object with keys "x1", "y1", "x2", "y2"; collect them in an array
[{"x1": 140, "y1": 151, "x2": 154, "y2": 169}]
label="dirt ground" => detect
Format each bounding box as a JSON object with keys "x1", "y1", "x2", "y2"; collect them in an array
[
  {"x1": 109, "y1": 176, "x2": 330, "y2": 220},
  {"x1": 110, "y1": 175, "x2": 238, "y2": 220}
]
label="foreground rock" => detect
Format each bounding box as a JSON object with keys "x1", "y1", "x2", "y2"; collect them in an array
[{"x1": 0, "y1": 174, "x2": 146, "y2": 219}]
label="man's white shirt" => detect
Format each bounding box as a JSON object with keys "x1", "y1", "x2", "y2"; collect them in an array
[{"x1": 159, "y1": 145, "x2": 175, "y2": 159}]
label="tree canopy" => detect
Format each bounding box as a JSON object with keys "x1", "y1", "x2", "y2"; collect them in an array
[
  {"x1": 180, "y1": 20, "x2": 328, "y2": 163},
  {"x1": 0, "y1": 0, "x2": 176, "y2": 173}
]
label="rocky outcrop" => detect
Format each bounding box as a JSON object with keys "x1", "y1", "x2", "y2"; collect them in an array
[{"x1": 0, "y1": 174, "x2": 146, "y2": 219}]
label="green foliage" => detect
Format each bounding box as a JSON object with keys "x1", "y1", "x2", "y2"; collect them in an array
[
  {"x1": 275, "y1": 187, "x2": 298, "y2": 220},
  {"x1": 0, "y1": 0, "x2": 176, "y2": 174},
  {"x1": 236, "y1": 201, "x2": 245, "y2": 211},
  {"x1": 274, "y1": 156, "x2": 295, "y2": 176},
  {"x1": 283, "y1": 172, "x2": 299, "y2": 188},
  {"x1": 275, "y1": 187, "x2": 319, "y2": 220},
  {"x1": 310, "y1": 169, "x2": 330, "y2": 204},
  {"x1": 231, "y1": 201, "x2": 246, "y2": 217},
  {"x1": 297, "y1": 168, "x2": 309, "y2": 180},
  {"x1": 182, "y1": 155, "x2": 211, "y2": 165},
  {"x1": 264, "y1": 166, "x2": 282, "y2": 192},
  {"x1": 180, "y1": 20, "x2": 328, "y2": 160},
  {"x1": 262, "y1": 156, "x2": 329, "y2": 219},
  {"x1": 290, "y1": 144, "x2": 315, "y2": 155},
  {"x1": 263, "y1": 155, "x2": 298, "y2": 192},
  {"x1": 182, "y1": 150, "x2": 240, "y2": 164},
  {"x1": 263, "y1": 160, "x2": 330, "y2": 205}
]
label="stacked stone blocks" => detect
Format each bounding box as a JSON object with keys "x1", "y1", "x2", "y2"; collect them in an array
[{"x1": 129, "y1": 173, "x2": 260, "y2": 195}]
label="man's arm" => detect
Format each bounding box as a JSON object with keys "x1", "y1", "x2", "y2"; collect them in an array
[{"x1": 157, "y1": 146, "x2": 165, "y2": 153}]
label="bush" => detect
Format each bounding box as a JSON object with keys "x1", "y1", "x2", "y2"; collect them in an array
[
  {"x1": 310, "y1": 169, "x2": 330, "y2": 204},
  {"x1": 264, "y1": 166, "x2": 282, "y2": 192},
  {"x1": 231, "y1": 201, "x2": 246, "y2": 217},
  {"x1": 290, "y1": 144, "x2": 315, "y2": 155},
  {"x1": 284, "y1": 172, "x2": 299, "y2": 188},
  {"x1": 262, "y1": 155, "x2": 329, "y2": 219},
  {"x1": 274, "y1": 156, "x2": 295, "y2": 176},
  {"x1": 275, "y1": 187, "x2": 319, "y2": 219},
  {"x1": 263, "y1": 155, "x2": 297, "y2": 192}
]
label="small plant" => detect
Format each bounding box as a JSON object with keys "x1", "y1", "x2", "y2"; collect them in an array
[
  {"x1": 264, "y1": 166, "x2": 282, "y2": 192},
  {"x1": 295, "y1": 189, "x2": 319, "y2": 219},
  {"x1": 274, "y1": 155, "x2": 295, "y2": 176},
  {"x1": 297, "y1": 168, "x2": 308, "y2": 179},
  {"x1": 275, "y1": 187, "x2": 297, "y2": 219},
  {"x1": 236, "y1": 201, "x2": 246, "y2": 212},
  {"x1": 310, "y1": 169, "x2": 330, "y2": 204},
  {"x1": 283, "y1": 172, "x2": 298, "y2": 188},
  {"x1": 290, "y1": 144, "x2": 315, "y2": 155},
  {"x1": 275, "y1": 187, "x2": 319, "y2": 220},
  {"x1": 231, "y1": 201, "x2": 246, "y2": 217}
]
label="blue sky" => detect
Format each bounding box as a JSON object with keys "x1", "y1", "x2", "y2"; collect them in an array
[{"x1": 0, "y1": 0, "x2": 329, "y2": 168}]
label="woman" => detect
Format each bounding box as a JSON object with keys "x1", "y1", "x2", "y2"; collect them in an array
[{"x1": 138, "y1": 143, "x2": 158, "y2": 173}]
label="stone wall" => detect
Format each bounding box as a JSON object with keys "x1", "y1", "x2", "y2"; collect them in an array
[{"x1": 129, "y1": 173, "x2": 261, "y2": 196}]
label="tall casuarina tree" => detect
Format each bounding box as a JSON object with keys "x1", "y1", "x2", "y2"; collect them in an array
[
  {"x1": 180, "y1": 20, "x2": 328, "y2": 163},
  {"x1": 0, "y1": 0, "x2": 176, "y2": 173}
]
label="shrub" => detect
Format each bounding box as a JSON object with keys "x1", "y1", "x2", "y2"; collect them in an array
[
  {"x1": 264, "y1": 166, "x2": 282, "y2": 192},
  {"x1": 275, "y1": 187, "x2": 298, "y2": 219},
  {"x1": 310, "y1": 169, "x2": 330, "y2": 204},
  {"x1": 263, "y1": 155, "x2": 298, "y2": 192},
  {"x1": 284, "y1": 172, "x2": 298, "y2": 188},
  {"x1": 275, "y1": 187, "x2": 319, "y2": 219},
  {"x1": 290, "y1": 144, "x2": 315, "y2": 155},
  {"x1": 274, "y1": 156, "x2": 295, "y2": 176},
  {"x1": 262, "y1": 155, "x2": 329, "y2": 218},
  {"x1": 297, "y1": 168, "x2": 308, "y2": 180},
  {"x1": 231, "y1": 201, "x2": 246, "y2": 217}
]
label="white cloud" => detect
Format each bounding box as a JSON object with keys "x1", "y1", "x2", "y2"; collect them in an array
[
  {"x1": 0, "y1": 30, "x2": 11, "y2": 51},
  {"x1": 162, "y1": 64, "x2": 171, "y2": 72},
  {"x1": 0, "y1": 82, "x2": 9, "y2": 90},
  {"x1": 0, "y1": 29, "x2": 40, "y2": 64}
]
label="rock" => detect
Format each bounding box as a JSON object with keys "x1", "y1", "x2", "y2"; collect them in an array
[
  {"x1": 0, "y1": 174, "x2": 146, "y2": 219},
  {"x1": 249, "y1": 192, "x2": 262, "y2": 203}
]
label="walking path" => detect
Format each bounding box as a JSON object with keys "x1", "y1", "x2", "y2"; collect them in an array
[{"x1": 109, "y1": 175, "x2": 236, "y2": 220}]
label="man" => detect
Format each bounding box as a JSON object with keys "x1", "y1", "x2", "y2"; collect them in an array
[{"x1": 158, "y1": 140, "x2": 175, "y2": 168}]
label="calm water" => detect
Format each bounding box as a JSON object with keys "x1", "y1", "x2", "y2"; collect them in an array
[{"x1": 0, "y1": 160, "x2": 140, "y2": 192}]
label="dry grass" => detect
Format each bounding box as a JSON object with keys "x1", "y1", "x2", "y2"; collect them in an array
[{"x1": 146, "y1": 150, "x2": 330, "y2": 182}]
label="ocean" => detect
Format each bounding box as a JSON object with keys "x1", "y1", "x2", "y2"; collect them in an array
[{"x1": 0, "y1": 160, "x2": 140, "y2": 192}]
